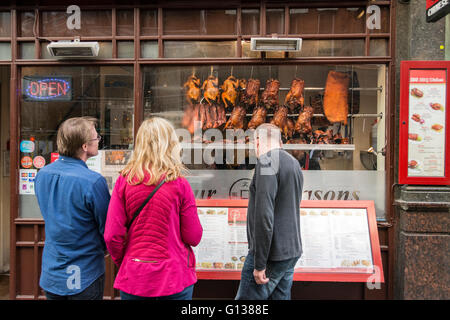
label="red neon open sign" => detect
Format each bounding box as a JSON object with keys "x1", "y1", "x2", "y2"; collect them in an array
[{"x1": 23, "y1": 76, "x2": 72, "y2": 101}]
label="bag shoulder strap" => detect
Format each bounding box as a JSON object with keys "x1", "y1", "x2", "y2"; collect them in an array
[{"x1": 127, "y1": 179, "x2": 165, "y2": 230}]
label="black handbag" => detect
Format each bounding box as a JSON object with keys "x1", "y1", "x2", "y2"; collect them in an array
[{"x1": 127, "y1": 179, "x2": 165, "y2": 230}]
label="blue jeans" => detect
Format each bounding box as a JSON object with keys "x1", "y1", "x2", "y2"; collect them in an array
[
  {"x1": 120, "y1": 284, "x2": 194, "y2": 300},
  {"x1": 235, "y1": 253, "x2": 299, "y2": 300},
  {"x1": 45, "y1": 274, "x2": 105, "y2": 300}
]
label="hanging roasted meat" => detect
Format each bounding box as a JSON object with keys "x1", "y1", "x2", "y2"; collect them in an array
[
  {"x1": 295, "y1": 106, "x2": 314, "y2": 134},
  {"x1": 183, "y1": 75, "x2": 201, "y2": 105},
  {"x1": 241, "y1": 78, "x2": 260, "y2": 107},
  {"x1": 323, "y1": 71, "x2": 350, "y2": 125},
  {"x1": 285, "y1": 78, "x2": 305, "y2": 113},
  {"x1": 215, "y1": 104, "x2": 226, "y2": 128},
  {"x1": 247, "y1": 106, "x2": 267, "y2": 129},
  {"x1": 202, "y1": 75, "x2": 220, "y2": 105},
  {"x1": 261, "y1": 79, "x2": 280, "y2": 110},
  {"x1": 313, "y1": 129, "x2": 334, "y2": 144},
  {"x1": 221, "y1": 76, "x2": 240, "y2": 109},
  {"x1": 270, "y1": 105, "x2": 294, "y2": 139},
  {"x1": 286, "y1": 137, "x2": 308, "y2": 161},
  {"x1": 205, "y1": 104, "x2": 217, "y2": 129},
  {"x1": 182, "y1": 104, "x2": 195, "y2": 134},
  {"x1": 224, "y1": 105, "x2": 246, "y2": 130}
]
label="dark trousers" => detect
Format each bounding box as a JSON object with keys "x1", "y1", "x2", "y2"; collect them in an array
[
  {"x1": 235, "y1": 253, "x2": 299, "y2": 300},
  {"x1": 120, "y1": 284, "x2": 194, "y2": 300},
  {"x1": 45, "y1": 274, "x2": 105, "y2": 300}
]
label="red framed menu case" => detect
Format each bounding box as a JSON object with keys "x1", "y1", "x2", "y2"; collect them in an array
[
  {"x1": 194, "y1": 199, "x2": 384, "y2": 283},
  {"x1": 399, "y1": 61, "x2": 450, "y2": 185}
]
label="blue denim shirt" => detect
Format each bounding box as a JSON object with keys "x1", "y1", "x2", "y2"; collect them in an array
[{"x1": 35, "y1": 156, "x2": 110, "y2": 296}]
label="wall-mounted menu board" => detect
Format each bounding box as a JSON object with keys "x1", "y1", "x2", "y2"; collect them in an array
[
  {"x1": 194, "y1": 199, "x2": 384, "y2": 283},
  {"x1": 399, "y1": 61, "x2": 450, "y2": 185}
]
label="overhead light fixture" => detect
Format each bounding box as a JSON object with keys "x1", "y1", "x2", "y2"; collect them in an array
[
  {"x1": 47, "y1": 39, "x2": 99, "y2": 58},
  {"x1": 250, "y1": 37, "x2": 302, "y2": 52}
]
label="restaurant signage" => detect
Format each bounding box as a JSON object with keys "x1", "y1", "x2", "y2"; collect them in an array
[
  {"x1": 23, "y1": 76, "x2": 72, "y2": 101},
  {"x1": 426, "y1": 0, "x2": 450, "y2": 22}
]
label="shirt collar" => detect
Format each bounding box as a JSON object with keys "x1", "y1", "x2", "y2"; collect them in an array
[{"x1": 58, "y1": 155, "x2": 88, "y2": 168}]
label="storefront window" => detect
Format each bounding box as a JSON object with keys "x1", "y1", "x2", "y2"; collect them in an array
[
  {"x1": 163, "y1": 9, "x2": 237, "y2": 35},
  {"x1": 142, "y1": 64, "x2": 387, "y2": 219},
  {"x1": 0, "y1": 12, "x2": 11, "y2": 37},
  {"x1": 242, "y1": 9, "x2": 260, "y2": 35},
  {"x1": 19, "y1": 42, "x2": 35, "y2": 59},
  {"x1": 266, "y1": 8, "x2": 285, "y2": 35},
  {"x1": 117, "y1": 10, "x2": 134, "y2": 36},
  {"x1": 289, "y1": 8, "x2": 366, "y2": 34},
  {"x1": 164, "y1": 41, "x2": 236, "y2": 58},
  {"x1": 18, "y1": 11, "x2": 34, "y2": 37},
  {"x1": 140, "y1": 10, "x2": 158, "y2": 35},
  {"x1": 41, "y1": 10, "x2": 112, "y2": 37},
  {"x1": 0, "y1": 43, "x2": 11, "y2": 60},
  {"x1": 19, "y1": 66, "x2": 134, "y2": 218},
  {"x1": 290, "y1": 39, "x2": 365, "y2": 57}
]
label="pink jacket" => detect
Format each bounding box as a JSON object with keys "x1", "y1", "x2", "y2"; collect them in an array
[{"x1": 104, "y1": 174, "x2": 202, "y2": 297}]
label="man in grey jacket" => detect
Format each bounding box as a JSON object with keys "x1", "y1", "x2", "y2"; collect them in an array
[{"x1": 236, "y1": 123, "x2": 303, "y2": 300}]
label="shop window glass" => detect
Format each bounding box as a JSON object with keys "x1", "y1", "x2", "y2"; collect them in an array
[
  {"x1": 289, "y1": 8, "x2": 366, "y2": 34},
  {"x1": 242, "y1": 40, "x2": 261, "y2": 58},
  {"x1": 40, "y1": 42, "x2": 52, "y2": 59},
  {"x1": 140, "y1": 10, "x2": 158, "y2": 36},
  {"x1": 117, "y1": 41, "x2": 134, "y2": 58},
  {"x1": 0, "y1": 43, "x2": 11, "y2": 60},
  {"x1": 19, "y1": 11, "x2": 35, "y2": 37},
  {"x1": 0, "y1": 12, "x2": 11, "y2": 37},
  {"x1": 266, "y1": 8, "x2": 284, "y2": 35},
  {"x1": 141, "y1": 41, "x2": 158, "y2": 58},
  {"x1": 163, "y1": 9, "x2": 237, "y2": 35},
  {"x1": 370, "y1": 39, "x2": 389, "y2": 56},
  {"x1": 41, "y1": 10, "x2": 112, "y2": 37},
  {"x1": 164, "y1": 41, "x2": 236, "y2": 58},
  {"x1": 117, "y1": 10, "x2": 134, "y2": 36},
  {"x1": 241, "y1": 9, "x2": 260, "y2": 35},
  {"x1": 19, "y1": 42, "x2": 35, "y2": 59},
  {"x1": 19, "y1": 66, "x2": 134, "y2": 218},
  {"x1": 369, "y1": 6, "x2": 390, "y2": 34},
  {"x1": 98, "y1": 42, "x2": 113, "y2": 59},
  {"x1": 142, "y1": 64, "x2": 386, "y2": 219},
  {"x1": 289, "y1": 39, "x2": 365, "y2": 57}
]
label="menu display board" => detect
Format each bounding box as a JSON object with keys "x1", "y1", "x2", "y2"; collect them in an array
[
  {"x1": 194, "y1": 199, "x2": 384, "y2": 283},
  {"x1": 399, "y1": 61, "x2": 450, "y2": 185}
]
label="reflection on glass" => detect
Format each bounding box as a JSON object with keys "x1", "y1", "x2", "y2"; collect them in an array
[
  {"x1": 19, "y1": 11, "x2": 35, "y2": 37},
  {"x1": 164, "y1": 41, "x2": 236, "y2": 58},
  {"x1": 141, "y1": 41, "x2": 158, "y2": 58},
  {"x1": 41, "y1": 11, "x2": 112, "y2": 36},
  {"x1": 289, "y1": 8, "x2": 365, "y2": 34},
  {"x1": 241, "y1": 41, "x2": 260, "y2": 58},
  {"x1": 370, "y1": 39, "x2": 389, "y2": 56},
  {"x1": 164, "y1": 9, "x2": 236, "y2": 35},
  {"x1": 118, "y1": 41, "x2": 134, "y2": 58},
  {"x1": 117, "y1": 10, "x2": 134, "y2": 36},
  {"x1": 242, "y1": 9, "x2": 260, "y2": 35},
  {"x1": 289, "y1": 39, "x2": 365, "y2": 57},
  {"x1": 19, "y1": 42, "x2": 35, "y2": 59},
  {"x1": 19, "y1": 66, "x2": 134, "y2": 218},
  {"x1": 0, "y1": 12, "x2": 11, "y2": 37},
  {"x1": 98, "y1": 42, "x2": 113, "y2": 59},
  {"x1": 140, "y1": 10, "x2": 158, "y2": 35},
  {"x1": 368, "y1": 6, "x2": 390, "y2": 33},
  {"x1": 266, "y1": 8, "x2": 284, "y2": 35},
  {"x1": 0, "y1": 43, "x2": 11, "y2": 60}
]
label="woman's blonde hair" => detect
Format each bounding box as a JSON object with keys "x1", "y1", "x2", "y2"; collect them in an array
[{"x1": 121, "y1": 117, "x2": 185, "y2": 185}]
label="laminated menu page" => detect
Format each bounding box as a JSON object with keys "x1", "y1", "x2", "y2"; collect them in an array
[{"x1": 295, "y1": 208, "x2": 374, "y2": 273}]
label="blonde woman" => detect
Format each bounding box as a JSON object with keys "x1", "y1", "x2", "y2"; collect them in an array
[{"x1": 104, "y1": 117, "x2": 202, "y2": 300}]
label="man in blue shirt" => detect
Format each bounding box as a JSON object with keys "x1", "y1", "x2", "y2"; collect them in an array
[{"x1": 35, "y1": 117, "x2": 110, "y2": 300}]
